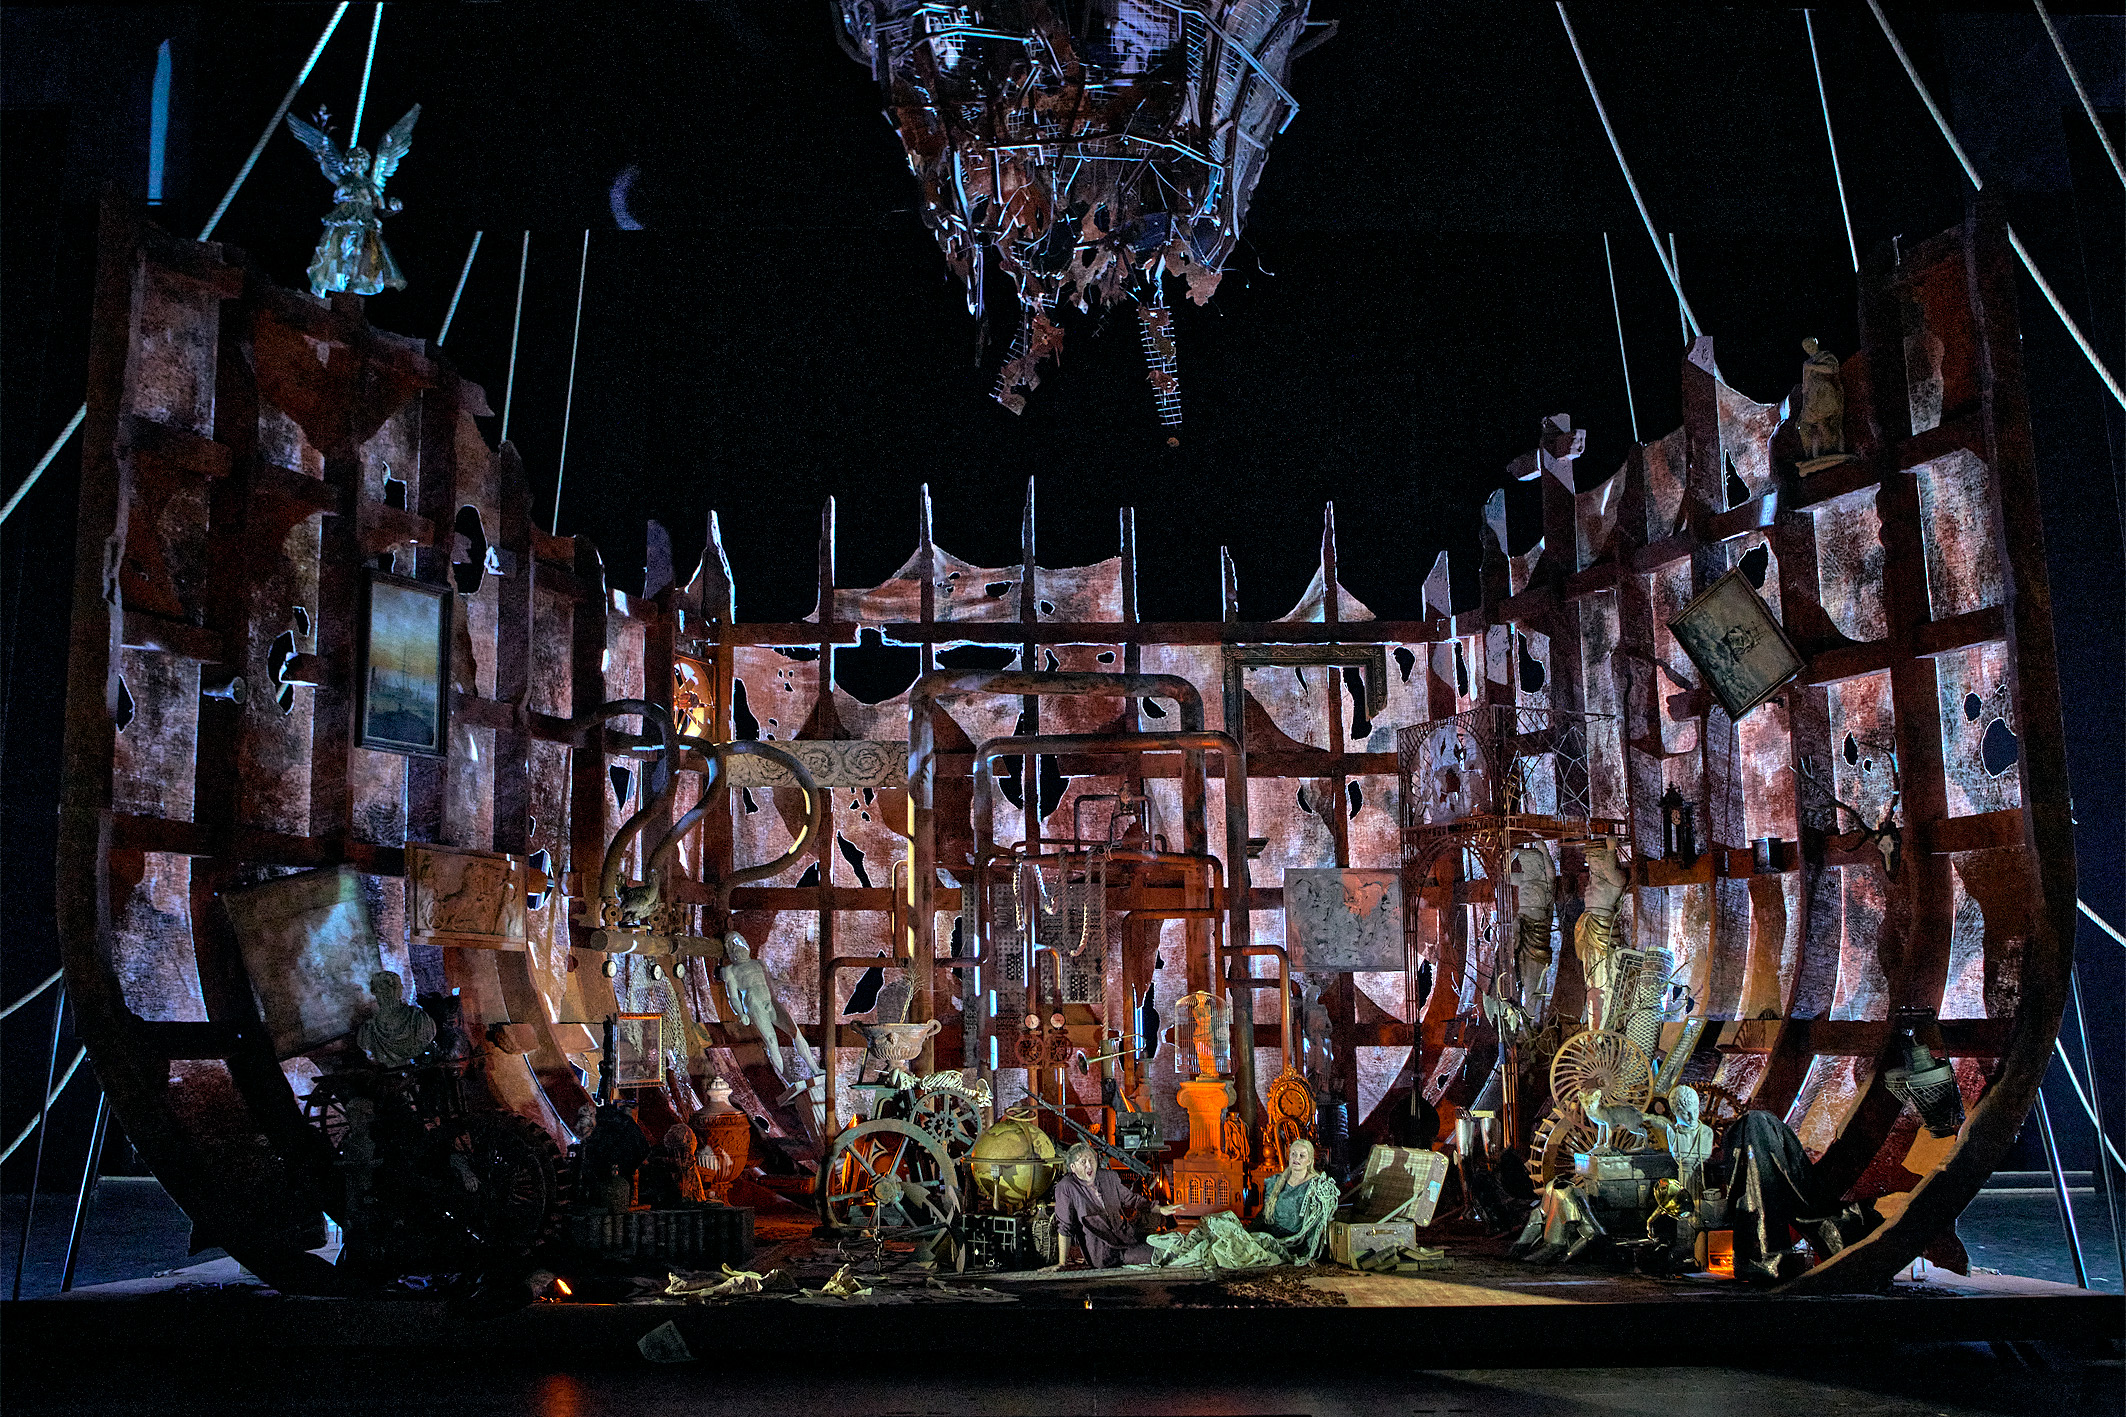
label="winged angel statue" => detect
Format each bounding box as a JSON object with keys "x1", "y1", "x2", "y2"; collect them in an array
[{"x1": 284, "y1": 105, "x2": 419, "y2": 298}]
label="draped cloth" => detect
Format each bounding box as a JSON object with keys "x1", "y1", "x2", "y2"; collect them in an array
[
  {"x1": 1724, "y1": 1110, "x2": 1878, "y2": 1279},
  {"x1": 1148, "y1": 1172, "x2": 1340, "y2": 1270}
]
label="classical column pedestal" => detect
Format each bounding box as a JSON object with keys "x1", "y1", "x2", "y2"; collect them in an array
[{"x1": 1170, "y1": 1075, "x2": 1243, "y2": 1227}]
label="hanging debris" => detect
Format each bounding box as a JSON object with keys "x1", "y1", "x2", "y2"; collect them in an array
[
  {"x1": 836, "y1": 2, "x2": 1327, "y2": 424},
  {"x1": 285, "y1": 104, "x2": 420, "y2": 298}
]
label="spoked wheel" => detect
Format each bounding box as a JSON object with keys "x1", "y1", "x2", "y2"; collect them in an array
[
  {"x1": 1548, "y1": 1029, "x2": 1653, "y2": 1112},
  {"x1": 456, "y1": 1111, "x2": 568, "y2": 1253},
  {"x1": 820, "y1": 1120, "x2": 958, "y2": 1234},
  {"x1": 1692, "y1": 1082, "x2": 1748, "y2": 1140},
  {"x1": 908, "y1": 1088, "x2": 982, "y2": 1160}
]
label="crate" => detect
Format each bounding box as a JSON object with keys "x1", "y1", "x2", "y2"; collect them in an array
[
  {"x1": 1352, "y1": 1146, "x2": 1450, "y2": 1226},
  {"x1": 567, "y1": 1204, "x2": 754, "y2": 1266},
  {"x1": 1329, "y1": 1219, "x2": 1420, "y2": 1268}
]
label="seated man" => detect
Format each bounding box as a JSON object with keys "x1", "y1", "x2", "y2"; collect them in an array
[{"x1": 1049, "y1": 1142, "x2": 1177, "y2": 1270}]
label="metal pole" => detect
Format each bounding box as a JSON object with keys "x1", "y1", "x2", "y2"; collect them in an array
[
  {"x1": 2036, "y1": 1087, "x2": 2090, "y2": 1289},
  {"x1": 436, "y1": 231, "x2": 482, "y2": 346},
  {"x1": 1601, "y1": 232, "x2": 1640, "y2": 444},
  {"x1": 58, "y1": 1091, "x2": 112, "y2": 1293},
  {"x1": 11, "y1": 985, "x2": 69, "y2": 1300},
  {"x1": 2068, "y1": 961, "x2": 2125, "y2": 1281},
  {"x1": 348, "y1": 3, "x2": 383, "y2": 154},
  {"x1": 2033, "y1": 0, "x2": 2123, "y2": 187},
  {"x1": 1555, "y1": 3, "x2": 1702, "y2": 339},
  {"x1": 500, "y1": 232, "x2": 529, "y2": 444},
  {"x1": 1803, "y1": 9, "x2": 1859, "y2": 274},
  {"x1": 552, "y1": 229, "x2": 590, "y2": 535}
]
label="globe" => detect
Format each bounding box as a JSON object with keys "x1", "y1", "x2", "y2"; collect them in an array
[{"x1": 965, "y1": 1115, "x2": 1058, "y2": 1213}]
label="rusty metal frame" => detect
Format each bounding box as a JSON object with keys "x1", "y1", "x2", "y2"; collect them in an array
[{"x1": 54, "y1": 193, "x2": 2074, "y2": 1295}]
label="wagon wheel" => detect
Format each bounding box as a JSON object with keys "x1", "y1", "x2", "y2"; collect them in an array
[
  {"x1": 454, "y1": 1111, "x2": 568, "y2": 1253},
  {"x1": 819, "y1": 1119, "x2": 959, "y2": 1234},
  {"x1": 1528, "y1": 1104, "x2": 1592, "y2": 1184},
  {"x1": 908, "y1": 1088, "x2": 982, "y2": 1160},
  {"x1": 300, "y1": 1082, "x2": 353, "y2": 1151},
  {"x1": 1548, "y1": 1028, "x2": 1653, "y2": 1112},
  {"x1": 1691, "y1": 1082, "x2": 1748, "y2": 1140}
]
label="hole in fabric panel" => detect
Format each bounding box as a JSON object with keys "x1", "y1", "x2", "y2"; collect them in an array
[
  {"x1": 114, "y1": 676, "x2": 135, "y2": 732},
  {"x1": 740, "y1": 787, "x2": 759, "y2": 814},
  {"x1": 731, "y1": 677, "x2": 761, "y2": 740},
  {"x1": 1347, "y1": 781, "x2": 1363, "y2": 819},
  {"x1": 1516, "y1": 635, "x2": 1546, "y2": 693},
  {"x1": 837, "y1": 834, "x2": 873, "y2": 889},
  {"x1": 1963, "y1": 693, "x2": 1982, "y2": 723},
  {"x1": 610, "y1": 765, "x2": 633, "y2": 806},
  {"x1": 1980, "y1": 719, "x2": 2019, "y2": 776},
  {"x1": 452, "y1": 506, "x2": 489, "y2": 595},
  {"x1": 797, "y1": 863, "x2": 820, "y2": 887},
  {"x1": 937, "y1": 645, "x2": 1015, "y2": 670},
  {"x1": 1739, "y1": 545, "x2": 1769, "y2": 590},
  {"x1": 1453, "y1": 642, "x2": 1470, "y2": 698},
  {"x1": 838, "y1": 630, "x2": 921, "y2": 705},
  {"x1": 1394, "y1": 647, "x2": 1416, "y2": 683}
]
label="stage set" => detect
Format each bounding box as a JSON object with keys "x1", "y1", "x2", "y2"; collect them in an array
[{"x1": 7, "y1": 0, "x2": 2121, "y2": 1366}]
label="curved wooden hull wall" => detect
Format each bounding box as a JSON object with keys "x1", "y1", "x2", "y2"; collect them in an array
[{"x1": 58, "y1": 194, "x2": 2071, "y2": 1295}]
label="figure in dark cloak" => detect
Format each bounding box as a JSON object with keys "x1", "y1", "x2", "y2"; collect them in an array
[
  {"x1": 1724, "y1": 1110, "x2": 1880, "y2": 1282},
  {"x1": 285, "y1": 105, "x2": 420, "y2": 298}
]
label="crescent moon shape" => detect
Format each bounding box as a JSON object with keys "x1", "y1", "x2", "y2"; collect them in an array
[{"x1": 609, "y1": 164, "x2": 644, "y2": 231}]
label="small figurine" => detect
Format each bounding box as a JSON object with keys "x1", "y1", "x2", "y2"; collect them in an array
[
  {"x1": 354, "y1": 969, "x2": 435, "y2": 1068},
  {"x1": 1794, "y1": 337, "x2": 1850, "y2": 467},
  {"x1": 612, "y1": 872, "x2": 664, "y2": 932},
  {"x1": 718, "y1": 933, "x2": 819, "y2": 1100},
  {"x1": 579, "y1": 1100, "x2": 650, "y2": 1214},
  {"x1": 1578, "y1": 1086, "x2": 1650, "y2": 1154},
  {"x1": 284, "y1": 104, "x2": 419, "y2": 298},
  {"x1": 1168, "y1": 989, "x2": 1233, "y2": 1077}
]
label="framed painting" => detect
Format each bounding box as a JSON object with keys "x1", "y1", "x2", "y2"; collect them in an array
[
  {"x1": 358, "y1": 569, "x2": 451, "y2": 757},
  {"x1": 1667, "y1": 568, "x2": 1806, "y2": 721},
  {"x1": 222, "y1": 864, "x2": 384, "y2": 1059}
]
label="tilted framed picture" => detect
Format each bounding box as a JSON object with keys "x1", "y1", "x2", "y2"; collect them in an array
[
  {"x1": 1667, "y1": 568, "x2": 1805, "y2": 721},
  {"x1": 358, "y1": 568, "x2": 451, "y2": 757}
]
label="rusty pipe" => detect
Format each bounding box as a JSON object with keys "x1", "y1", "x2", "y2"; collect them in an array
[
  {"x1": 972, "y1": 727, "x2": 1256, "y2": 1124},
  {"x1": 660, "y1": 736, "x2": 825, "y2": 914},
  {"x1": 909, "y1": 672, "x2": 1209, "y2": 1076},
  {"x1": 572, "y1": 699, "x2": 678, "y2": 907},
  {"x1": 1221, "y1": 942, "x2": 1294, "y2": 1068}
]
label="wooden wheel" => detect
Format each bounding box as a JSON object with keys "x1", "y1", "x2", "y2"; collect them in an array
[
  {"x1": 1690, "y1": 1082, "x2": 1748, "y2": 1139},
  {"x1": 908, "y1": 1088, "x2": 982, "y2": 1159},
  {"x1": 455, "y1": 1111, "x2": 568, "y2": 1253},
  {"x1": 1548, "y1": 1029, "x2": 1653, "y2": 1112},
  {"x1": 819, "y1": 1120, "x2": 958, "y2": 1233}
]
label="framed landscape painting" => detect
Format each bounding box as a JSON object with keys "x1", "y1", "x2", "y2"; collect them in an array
[{"x1": 358, "y1": 569, "x2": 451, "y2": 757}]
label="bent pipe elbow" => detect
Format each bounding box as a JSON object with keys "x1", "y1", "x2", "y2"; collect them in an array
[
  {"x1": 572, "y1": 699, "x2": 680, "y2": 905},
  {"x1": 663, "y1": 736, "x2": 826, "y2": 907}
]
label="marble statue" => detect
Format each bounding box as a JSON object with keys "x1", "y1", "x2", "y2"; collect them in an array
[
  {"x1": 719, "y1": 932, "x2": 818, "y2": 1100},
  {"x1": 354, "y1": 969, "x2": 435, "y2": 1068},
  {"x1": 1796, "y1": 338, "x2": 1848, "y2": 464}
]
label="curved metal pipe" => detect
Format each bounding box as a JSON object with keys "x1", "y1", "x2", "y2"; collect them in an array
[
  {"x1": 572, "y1": 699, "x2": 678, "y2": 906},
  {"x1": 908, "y1": 672, "x2": 1215, "y2": 1078},
  {"x1": 653, "y1": 738, "x2": 825, "y2": 908}
]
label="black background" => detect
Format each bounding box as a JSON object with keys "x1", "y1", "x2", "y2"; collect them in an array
[{"x1": 3, "y1": 3, "x2": 2118, "y2": 1185}]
